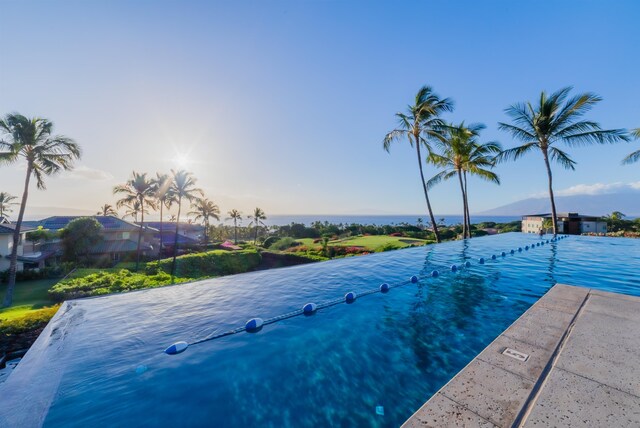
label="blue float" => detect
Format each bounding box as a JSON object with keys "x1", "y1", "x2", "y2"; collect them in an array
[
  {"x1": 380, "y1": 283, "x2": 390, "y2": 293},
  {"x1": 525, "y1": 245, "x2": 529, "y2": 250},
  {"x1": 451, "y1": 264, "x2": 458, "y2": 272},
  {"x1": 431, "y1": 270, "x2": 439, "y2": 278},
  {"x1": 518, "y1": 247, "x2": 523, "y2": 252},
  {"x1": 501, "y1": 251, "x2": 506, "y2": 257},
  {"x1": 479, "y1": 257, "x2": 485, "y2": 264},
  {"x1": 491, "y1": 254, "x2": 497, "y2": 260},
  {"x1": 245, "y1": 318, "x2": 264, "y2": 332},
  {"x1": 464, "y1": 261, "x2": 471, "y2": 268},
  {"x1": 410, "y1": 275, "x2": 419, "y2": 283},
  {"x1": 510, "y1": 249, "x2": 515, "y2": 254},
  {"x1": 345, "y1": 291, "x2": 357, "y2": 303},
  {"x1": 546, "y1": 240, "x2": 550, "y2": 243},
  {"x1": 302, "y1": 302, "x2": 317, "y2": 314},
  {"x1": 165, "y1": 341, "x2": 189, "y2": 355}
]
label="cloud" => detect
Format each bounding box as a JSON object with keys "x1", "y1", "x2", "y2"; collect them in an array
[
  {"x1": 62, "y1": 165, "x2": 113, "y2": 181},
  {"x1": 531, "y1": 182, "x2": 640, "y2": 198}
]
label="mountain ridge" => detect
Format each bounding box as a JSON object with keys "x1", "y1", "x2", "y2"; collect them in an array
[{"x1": 478, "y1": 192, "x2": 640, "y2": 216}]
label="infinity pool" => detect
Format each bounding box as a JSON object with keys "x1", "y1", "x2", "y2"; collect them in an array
[{"x1": 1, "y1": 233, "x2": 639, "y2": 427}]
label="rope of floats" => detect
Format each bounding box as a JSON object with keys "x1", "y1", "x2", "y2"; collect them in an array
[{"x1": 164, "y1": 235, "x2": 569, "y2": 355}]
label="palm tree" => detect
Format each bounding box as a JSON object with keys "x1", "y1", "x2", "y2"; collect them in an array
[
  {"x1": 189, "y1": 198, "x2": 220, "y2": 244},
  {"x1": 0, "y1": 192, "x2": 18, "y2": 219},
  {"x1": 227, "y1": 209, "x2": 242, "y2": 244},
  {"x1": 497, "y1": 87, "x2": 629, "y2": 236},
  {"x1": 169, "y1": 169, "x2": 203, "y2": 276},
  {"x1": 248, "y1": 207, "x2": 267, "y2": 244},
  {"x1": 150, "y1": 172, "x2": 176, "y2": 259},
  {"x1": 428, "y1": 123, "x2": 501, "y2": 238},
  {"x1": 383, "y1": 86, "x2": 453, "y2": 243},
  {"x1": 113, "y1": 172, "x2": 157, "y2": 271},
  {"x1": 0, "y1": 114, "x2": 80, "y2": 307},
  {"x1": 622, "y1": 128, "x2": 640, "y2": 165},
  {"x1": 121, "y1": 200, "x2": 148, "y2": 222},
  {"x1": 97, "y1": 203, "x2": 118, "y2": 216},
  {"x1": 462, "y1": 138, "x2": 502, "y2": 235}
]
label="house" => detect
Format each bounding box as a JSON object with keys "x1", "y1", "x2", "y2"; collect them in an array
[
  {"x1": 140, "y1": 222, "x2": 205, "y2": 242},
  {"x1": 522, "y1": 213, "x2": 607, "y2": 235},
  {"x1": 0, "y1": 222, "x2": 38, "y2": 271},
  {"x1": 22, "y1": 216, "x2": 160, "y2": 265}
]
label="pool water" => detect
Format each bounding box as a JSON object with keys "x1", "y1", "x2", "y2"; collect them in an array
[{"x1": 1, "y1": 233, "x2": 639, "y2": 427}]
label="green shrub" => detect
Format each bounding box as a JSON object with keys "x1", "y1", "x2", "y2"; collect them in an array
[
  {"x1": 269, "y1": 237, "x2": 298, "y2": 251},
  {"x1": 48, "y1": 270, "x2": 189, "y2": 301},
  {"x1": 0, "y1": 305, "x2": 60, "y2": 336},
  {"x1": 145, "y1": 249, "x2": 262, "y2": 278},
  {"x1": 261, "y1": 236, "x2": 280, "y2": 248}
]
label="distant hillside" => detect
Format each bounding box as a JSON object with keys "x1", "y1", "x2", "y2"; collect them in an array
[{"x1": 479, "y1": 192, "x2": 640, "y2": 217}]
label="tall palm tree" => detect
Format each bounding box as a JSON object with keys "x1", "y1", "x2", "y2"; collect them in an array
[
  {"x1": 622, "y1": 128, "x2": 640, "y2": 165},
  {"x1": 189, "y1": 198, "x2": 220, "y2": 244},
  {"x1": 227, "y1": 209, "x2": 242, "y2": 244},
  {"x1": 248, "y1": 207, "x2": 267, "y2": 244},
  {"x1": 150, "y1": 172, "x2": 176, "y2": 259},
  {"x1": 383, "y1": 86, "x2": 453, "y2": 243},
  {"x1": 0, "y1": 192, "x2": 18, "y2": 219},
  {"x1": 497, "y1": 87, "x2": 629, "y2": 235},
  {"x1": 169, "y1": 169, "x2": 203, "y2": 276},
  {"x1": 113, "y1": 172, "x2": 157, "y2": 271},
  {"x1": 0, "y1": 114, "x2": 80, "y2": 307},
  {"x1": 428, "y1": 123, "x2": 501, "y2": 238},
  {"x1": 97, "y1": 203, "x2": 118, "y2": 216}
]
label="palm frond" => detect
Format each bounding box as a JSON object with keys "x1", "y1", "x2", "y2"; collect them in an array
[
  {"x1": 549, "y1": 147, "x2": 576, "y2": 170},
  {"x1": 497, "y1": 122, "x2": 537, "y2": 142},
  {"x1": 562, "y1": 127, "x2": 630, "y2": 147},
  {"x1": 622, "y1": 149, "x2": 640, "y2": 165},
  {"x1": 495, "y1": 142, "x2": 538, "y2": 163}
]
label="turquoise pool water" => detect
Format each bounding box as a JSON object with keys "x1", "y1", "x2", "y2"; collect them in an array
[{"x1": 1, "y1": 233, "x2": 639, "y2": 427}]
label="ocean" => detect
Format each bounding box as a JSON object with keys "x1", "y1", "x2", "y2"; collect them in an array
[{"x1": 259, "y1": 214, "x2": 520, "y2": 227}]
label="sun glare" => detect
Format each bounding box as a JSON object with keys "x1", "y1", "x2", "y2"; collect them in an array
[{"x1": 175, "y1": 154, "x2": 190, "y2": 168}]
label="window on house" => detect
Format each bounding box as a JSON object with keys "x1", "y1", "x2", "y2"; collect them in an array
[
  {"x1": 112, "y1": 253, "x2": 120, "y2": 262},
  {"x1": 122, "y1": 232, "x2": 130, "y2": 239}
]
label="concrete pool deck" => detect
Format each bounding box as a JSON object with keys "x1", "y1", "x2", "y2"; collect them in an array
[{"x1": 403, "y1": 283, "x2": 640, "y2": 427}]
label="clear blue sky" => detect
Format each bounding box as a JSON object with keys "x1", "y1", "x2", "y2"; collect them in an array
[{"x1": 1, "y1": 0, "x2": 638, "y2": 217}]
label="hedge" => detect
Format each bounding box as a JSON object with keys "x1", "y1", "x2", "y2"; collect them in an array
[
  {"x1": 48, "y1": 270, "x2": 189, "y2": 301},
  {"x1": 0, "y1": 305, "x2": 60, "y2": 337},
  {"x1": 146, "y1": 249, "x2": 262, "y2": 278}
]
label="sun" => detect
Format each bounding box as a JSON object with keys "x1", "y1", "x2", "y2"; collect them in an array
[{"x1": 175, "y1": 154, "x2": 190, "y2": 168}]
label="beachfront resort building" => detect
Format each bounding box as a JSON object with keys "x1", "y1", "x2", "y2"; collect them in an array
[{"x1": 522, "y1": 213, "x2": 607, "y2": 235}]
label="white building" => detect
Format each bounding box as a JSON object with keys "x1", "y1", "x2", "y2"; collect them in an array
[
  {"x1": 521, "y1": 213, "x2": 607, "y2": 235},
  {"x1": 0, "y1": 223, "x2": 36, "y2": 272}
]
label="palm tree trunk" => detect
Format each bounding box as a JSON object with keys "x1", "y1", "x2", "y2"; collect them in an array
[
  {"x1": 135, "y1": 199, "x2": 144, "y2": 271},
  {"x1": 415, "y1": 141, "x2": 441, "y2": 243},
  {"x1": 254, "y1": 219, "x2": 258, "y2": 244},
  {"x1": 464, "y1": 171, "x2": 471, "y2": 239},
  {"x1": 3, "y1": 166, "x2": 31, "y2": 307},
  {"x1": 457, "y1": 170, "x2": 467, "y2": 239},
  {"x1": 542, "y1": 149, "x2": 558, "y2": 236},
  {"x1": 171, "y1": 197, "x2": 182, "y2": 277},
  {"x1": 158, "y1": 203, "x2": 164, "y2": 261},
  {"x1": 234, "y1": 219, "x2": 238, "y2": 244}
]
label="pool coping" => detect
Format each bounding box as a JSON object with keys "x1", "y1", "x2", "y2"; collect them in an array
[{"x1": 402, "y1": 283, "x2": 640, "y2": 427}]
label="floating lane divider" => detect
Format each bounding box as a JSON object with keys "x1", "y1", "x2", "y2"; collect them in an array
[{"x1": 164, "y1": 236, "x2": 568, "y2": 355}]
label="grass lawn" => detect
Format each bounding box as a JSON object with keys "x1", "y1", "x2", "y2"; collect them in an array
[
  {"x1": 0, "y1": 279, "x2": 59, "y2": 321},
  {"x1": 296, "y1": 235, "x2": 431, "y2": 252}
]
